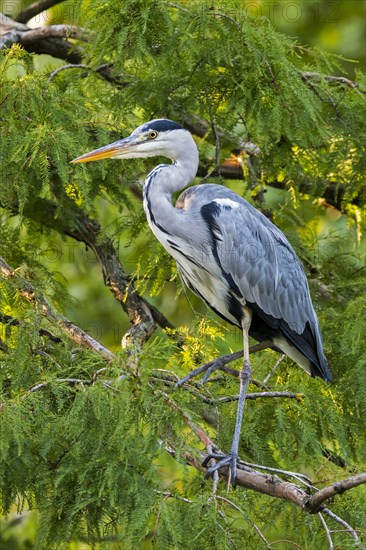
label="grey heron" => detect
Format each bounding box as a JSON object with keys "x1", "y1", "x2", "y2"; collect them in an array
[{"x1": 71, "y1": 119, "x2": 332, "y2": 484}]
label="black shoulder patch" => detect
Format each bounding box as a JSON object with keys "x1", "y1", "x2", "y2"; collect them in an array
[
  {"x1": 201, "y1": 201, "x2": 221, "y2": 221},
  {"x1": 143, "y1": 119, "x2": 184, "y2": 133},
  {"x1": 200, "y1": 201, "x2": 222, "y2": 239}
]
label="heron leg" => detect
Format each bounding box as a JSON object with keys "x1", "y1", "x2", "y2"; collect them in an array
[{"x1": 203, "y1": 312, "x2": 252, "y2": 486}]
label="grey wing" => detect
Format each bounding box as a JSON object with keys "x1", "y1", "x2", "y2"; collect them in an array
[
  {"x1": 202, "y1": 199, "x2": 316, "y2": 334},
  {"x1": 199, "y1": 196, "x2": 331, "y2": 381}
]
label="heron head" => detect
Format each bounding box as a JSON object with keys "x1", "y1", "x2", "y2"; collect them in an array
[{"x1": 70, "y1": 119, "x2": 194, "y2": 164}]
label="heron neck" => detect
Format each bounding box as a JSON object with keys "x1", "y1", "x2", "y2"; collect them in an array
[{"x1": 143, "y1": 152, "x2": 198, "y2": 237}]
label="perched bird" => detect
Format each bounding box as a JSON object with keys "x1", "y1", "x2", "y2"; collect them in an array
[{"x1": 71, "y1": 119, "x2": 331, "y2": 483}]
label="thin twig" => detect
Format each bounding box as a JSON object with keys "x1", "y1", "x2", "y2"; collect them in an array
[
  {"x1": 176, "y1": 340, "x2": 272, "y2": 386},
  {"x1": 263, "y1": 354, "x2": 286, "y2": 385},
  {"x1": 48, "y1": 63, "x2": 89, "y2": 81},
  {"x1": 269, "y1": 540, "x2": 302, "y2": 549},
  {"x1": 47, "y1": 62, "x2": 129, "y2": 87},
  {"x1": 322, "y1": 508, "x2": 365, "y2": 549},
  {"x1": 151, "y1": 372, "x2": 299, "y2": 405},
  {"x1": 156, "y1": 491, "x2": 192, "y2": 504},
  {"x1": 0, "y1": 369, "x2": 124, "y2": 411},
  {"x1": 217, "y1": 496, "x2": 271, "y2": 548},
  {"x1": 34, "y1": 349, "x2": 62, "y2": 369},
  {"x1": 208, "y1": 11, "x2": 241, "y2": 30},
  {"x1": 307, "y1": 79, "x2": 341, "y2": 116},
  {"x1": 212, "y1": 391, "x2": 303, "y2": 404},
  {"x1": 301, "y1": 71, "x2": 365, "y2": 96},
  {"x1": 318, "y1": 512, "x2": 334, "y2": 550},
  {"x1": 237, "y1": 461, "x2": 313, "y2": 486}
]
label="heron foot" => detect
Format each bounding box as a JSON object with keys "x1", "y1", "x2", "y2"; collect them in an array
[
  {"x1": 176, "y1": 355, "x2": 239, "y2": 387},
  {"x1": 202, "y1": 451, "x2": 239, "y2": 487},
  {"x1": 176, "y1": 361, "x2": 223, "y2": 387},
  {"x1": 176, "y1": 343, "x2": 271, "y2": 388}
]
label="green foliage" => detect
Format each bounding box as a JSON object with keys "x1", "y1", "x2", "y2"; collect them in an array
[{"x1": 1, "y1": 1, "x2": 365, "y2": 548}]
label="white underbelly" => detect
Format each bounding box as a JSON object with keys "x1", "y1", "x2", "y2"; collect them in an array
[{"x1": 145, "y1": 211, "x2": 243, "y2": 325}]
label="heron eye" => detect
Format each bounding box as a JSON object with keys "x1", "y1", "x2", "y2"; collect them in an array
[{"x1": 148, "y1": 131, "x2": 158, "y2": 139}]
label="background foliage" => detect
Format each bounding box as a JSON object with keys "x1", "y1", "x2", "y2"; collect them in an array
[{"x1": 0, "y1": 0, "x2": 365, "y2": 548}]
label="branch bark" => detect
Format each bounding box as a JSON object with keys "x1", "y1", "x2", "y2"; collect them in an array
[
  {"x1": 0, "y1": 14, "x2": 127, "y2": 84},
  {"x1": 2, "y1": 195, "x2": 174, "y2": 347},
  {"x1": 162, "y1": 389, "x2": 366, "y2": 547},
  {"x1": 14, "y1": 0, "x2": 67, "y2": 24},
  {"x1": 0, "y1": 256, "x2": 115, "y2": 360},
  {"x1": 305, "y1": 473, "x2": 366, "y2": 512},
  {"x1": 0, "y1": 12, "x2": 83, "y2": 63},
  {"x1": 20, "y1": 25, "x2": 89, "y2": 42}
]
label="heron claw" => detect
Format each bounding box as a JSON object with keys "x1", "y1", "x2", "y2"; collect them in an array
[
  {"x1": 202, "y1": 451, "x2": 239, "y2": 487},
  {"x1": 176, "y1": 361, "x2": 224, "y2": 388}
]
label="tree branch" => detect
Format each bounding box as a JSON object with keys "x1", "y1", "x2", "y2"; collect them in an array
[
  {"x1": 182, "y1": 113, "x2": 361, "y2": 211},
  {"x1": 0, "y1": 12, "x2": 83, "y2": 64},
  {"x1": 14, "y1": 0, "x2": 67, "y2": 24},
  {"x1": 2, "y1": 195, "x2": 174, "y2": 347},
  {"x1": 305, "y1": 473, "x2": 366, "y2": 513},
  {"x1": 20, "y1": 24, "x2": 89, "y2": 42},
  {"x1": 318, "y1": 512, "x2": 334, "y2": 550},
  {"x1": 322, "y1": 508, "x2": 365, "y2": 549},
  {"x1": 0, "y1": 256, "x2": 115, "y2": 360},
  {"x1": 0, "y1": 14, "x2": 128, "y2": 83},
  {"x1": 301, "y1": 71, "x2": 365, "y2": 95},
  {"x1": 47, "y1": 62, "x2": 129, "y2": 87},
  {"x1": 158, "y1": 387, "x2": 366, "y2": 548},
  {"x1": 216, "y1": 495, "x2": 271, "y2": 548}
]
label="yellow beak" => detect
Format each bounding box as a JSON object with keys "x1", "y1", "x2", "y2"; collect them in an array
[{"x1": 70, "y1": 136, "x2": 135, "y2": 164}]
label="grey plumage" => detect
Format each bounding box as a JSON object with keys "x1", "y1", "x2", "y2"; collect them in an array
[{"x1": 71, "y1": 118, "x2": 332, "y2": 483}]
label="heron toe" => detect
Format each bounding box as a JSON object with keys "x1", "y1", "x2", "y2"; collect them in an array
[{"x1": 202, "y1": 451, "x2": 239, "y2": 487}]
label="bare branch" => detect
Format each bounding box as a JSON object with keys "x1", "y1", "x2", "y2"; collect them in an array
[
  {"x1": 318, "y1": 512, "x2": 334, "y2": 550},
  {"x1": 208, "y1": 11, "x2": 241, "y2": 30},
  {"x1": 237, "y1": 461, "x2": 313, "y2": 488},
  {"x1": 217, "y1": 496, "x2": 271, "y2": 548},
  {"x1": 5, "y1": 196, "x2": 164, "y2": 347},
  {"x1": 263, "y1": 354, "x2": 286, "y2": 385},
  {"x1": 305, "y1": 473, "x2": 366, "y2": 512},
  {"x1": 301, "y1": 71, "x2": 365, "y2": 95},
  {"x1": 0, "y1": 256, "x2": 115, "y2": 361},
  {"x1": 157, "y1": 387, "x2": 365, "y2": 547},
  {"x1": 0, "y1": 21, "x2": 83, "y2": 64},
  {"x1": 177, "y1": 340, "x2": 272, "y2": 386},
  {"x1": 15, "y1": 0, "x2": 67, "y2": 24},
  {"x1": 48, "y1": 62, "x2": 129, "y2": 87},
  {"x1": 322, "y1": 508, "x2": 365, "y2": 549},
  {"x1": 0, "y1": 13, "x2": 28, "y2": 35},
  {"x1": 20, "y1": 24, "x2": 89, "y2": 42},
  {"x1": 211, "y1": 391, "x2": 304, "y2": 404}
]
